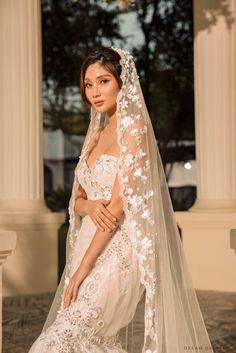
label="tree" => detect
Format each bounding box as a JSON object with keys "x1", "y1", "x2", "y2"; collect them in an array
[
  {"x1": 125, "y1": 0, "x2": 194, "y2": 168},
  {"x1": 41, "y1": 0, "x2": 124, "y2": 134}
]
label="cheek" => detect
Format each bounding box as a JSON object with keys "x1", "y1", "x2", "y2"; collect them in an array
[
  {"x1": 85, "y1": 89, "x2": 92, "y2": 103},
  {"x1": 111, "y1": 89, "x2": 120, "y2": 104},
  {"x1": 104, "y1": 85, "x2": 120, "y2": 103}
]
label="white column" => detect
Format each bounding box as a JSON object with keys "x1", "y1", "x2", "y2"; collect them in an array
[
  {"x1": 0, "y1": 0, "x2": 47, "y2": 212},
  {"x1": 191, "y1": 0, "x2": 236, "y2": 211},
  {"x1": 0, "y1": 231, "x2": 17, "y2": 352},
  {"x1": 0, "y1": 0, "x2": 65, "y2": 295},
  {"x1": 175, "y1": 0, "x2": 236, "y2": 292}
]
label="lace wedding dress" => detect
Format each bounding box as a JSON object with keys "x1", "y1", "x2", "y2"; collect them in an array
[
  {"x1": 29, "y1": 47, "x2": 215, "y2": 353},
  {"x1": 29, "y1": 154, "x2": 145, "y2": 353}
]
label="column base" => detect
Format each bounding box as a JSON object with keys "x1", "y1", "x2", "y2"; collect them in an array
[
  {"x1": 189, "y1": 199, "x2": 236, "y2": 212},
  {"x1": 0, "y1": 199, "x2": 50, "y2": 213},
  {"x1": 0, "y1": 231, "x2": 17, "y2": 351},
  {"x1": 175, "y1": 210, "x2": 236, "y2": 292},
  {"x1": 0, "y1": 209, "x2": 66, "y2": 296},
  {"x1": 0, "y1": 230, "x2": 17, "y2": 265}
]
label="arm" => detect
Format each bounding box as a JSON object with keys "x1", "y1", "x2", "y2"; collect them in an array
[
  {"x1": 74, "y1": 184, "x2": 117, "y2": 231},
  {"x1": 64, "y1": 174, "x2": 123, "y2": 308},
  {"x1": 80, "y1": 174, "x2": 123, "y2": 267},
  {"x1": 74, "y1": 184, "x2": 88, "y2": 217}
]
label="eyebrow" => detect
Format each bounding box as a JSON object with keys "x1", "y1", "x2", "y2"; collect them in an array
[{"x1": 84, "y1": 74, "x2": 112, "y2": 81}]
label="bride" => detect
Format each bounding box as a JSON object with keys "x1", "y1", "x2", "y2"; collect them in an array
[{"x1": 29, "y1": 47, "x2": 214, "y2": 353}]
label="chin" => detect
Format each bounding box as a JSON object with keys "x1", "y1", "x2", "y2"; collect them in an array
[
  {"x1": 96, "y1": 107, "x2": 107, "y2": 113},
  {"x1": 92, "y1": 103, "x2": 116, "y2": 115},
  {"x1": 92, "y1": 105, "x2": 108, "y2": 113}
]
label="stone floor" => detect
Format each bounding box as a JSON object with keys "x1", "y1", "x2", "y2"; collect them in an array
[{"x1": 3, "y1": 289, "x2": 236, "y2": 353}]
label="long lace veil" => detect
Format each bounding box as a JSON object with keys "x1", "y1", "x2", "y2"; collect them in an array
[{"x1": 42, "y1": 47, "x2": 214, "y2": 353}]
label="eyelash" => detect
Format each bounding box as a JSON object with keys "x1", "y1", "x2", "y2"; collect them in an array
[{"x1": 85, "y1": 79, "x2": 109, "y2": 88}]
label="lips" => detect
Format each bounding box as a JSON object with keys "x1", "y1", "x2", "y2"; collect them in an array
[{"x1": 94, "y1": 101, "x2": 104, "y2": 107}]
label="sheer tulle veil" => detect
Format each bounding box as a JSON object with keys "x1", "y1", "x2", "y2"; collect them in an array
[{"x1": 42, "y1": 47, "x2": 214, "y2": 353}]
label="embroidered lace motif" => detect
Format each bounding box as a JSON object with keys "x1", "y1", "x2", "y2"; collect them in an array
[{"x1": 34, "y1": 155, "x2": 143, "y2": 353}]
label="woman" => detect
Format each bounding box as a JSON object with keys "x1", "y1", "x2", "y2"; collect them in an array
[{"x1": 29, "y1": 47, "x2": 214, "y2": 353}]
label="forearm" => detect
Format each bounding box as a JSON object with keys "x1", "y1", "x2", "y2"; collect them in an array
[
  {"x1": 74, "y1": 197, "x2": 88, "y2": 217},
  {"x1": 79, "y1": 199, "x2": 124, "y2": 269}
]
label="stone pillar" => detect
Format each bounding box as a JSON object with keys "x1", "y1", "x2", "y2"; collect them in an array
[
  {"x1": 0, "y1": 0, "x2": 65, "y2": 295},
  {"x1": 0, "y1": 231, "x2": 17, "y2": 351},
  {"x1": 191, "y1": 0, "x2": 236, "y2": 212},
  {"x1": 175, "y1": 0, "x2": 236, "y2": 291}
]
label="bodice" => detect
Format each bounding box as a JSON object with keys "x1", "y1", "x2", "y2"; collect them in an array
[{"x1": 76, "y1": 154, "x2": 119, "y2": 200}]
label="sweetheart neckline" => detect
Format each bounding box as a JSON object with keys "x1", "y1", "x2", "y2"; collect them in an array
[{"x1": 84, "y1": 153, "x2": 119, "y2": 171}]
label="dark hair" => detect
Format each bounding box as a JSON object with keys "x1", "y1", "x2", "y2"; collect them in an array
[{"x1": 80, "y1": 47, "x2": 122, "y2": 103}]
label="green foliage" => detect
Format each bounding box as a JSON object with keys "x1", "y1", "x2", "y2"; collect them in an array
[
  {"x1": 42, "y1": 0, "x2": 122, "y2": 87},
  {"x1": 42, "y1": 0, "x2": 195, "y2": 161},
  {"x1": 132, "y1": 0, "x2": 194, "y2": 138},
  {"x1": 41, "y1": 0, "x2": 124, "y2": 135}
]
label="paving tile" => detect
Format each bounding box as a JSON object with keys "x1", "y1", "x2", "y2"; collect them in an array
[{"x1": 3, "y1": 290, "x2": 236, "y2": 353}]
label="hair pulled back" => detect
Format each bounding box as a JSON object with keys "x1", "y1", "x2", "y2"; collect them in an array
[{"x1": 80, "y1": 47, "x2": 122, "y2": 104}]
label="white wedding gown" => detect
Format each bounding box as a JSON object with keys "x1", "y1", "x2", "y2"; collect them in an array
[{"x1": 29, "y1": 154, "x2": 145, "y2": 353}]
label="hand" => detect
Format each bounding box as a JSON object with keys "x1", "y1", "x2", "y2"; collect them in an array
[
  {"x1": 86, "y1": 199, "x2": 117, "y2": 232},
  {"x1": 63, "y1": 264, "x2": 90, "y2": 309}
]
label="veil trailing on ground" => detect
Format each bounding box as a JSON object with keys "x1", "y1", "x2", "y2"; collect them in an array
[{"x1": 42, "y1": 48, "x2": 214, "y2": 353}]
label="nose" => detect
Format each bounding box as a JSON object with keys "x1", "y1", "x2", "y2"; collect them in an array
[{"x1": 92, "y1": 84, "x2": 100, "y2": 98}]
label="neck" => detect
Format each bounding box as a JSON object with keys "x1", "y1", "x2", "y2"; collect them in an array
[{"x1": 105, "y1": 109, "x2": 117, "y2": 130}]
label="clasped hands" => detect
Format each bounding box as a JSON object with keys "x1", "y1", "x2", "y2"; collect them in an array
[
  {"x1": 63, "y1": 198, "x2": 118, "y2": 309},
  {"x1": 85, "y1": 198, "x2": 118, "y2": 232}
]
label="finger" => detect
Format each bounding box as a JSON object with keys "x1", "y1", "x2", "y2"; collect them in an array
[
  {"x1": 97, "y1": 215, "x2": 113, "y2": 231},
  {"x1": 72, "y1": 285, "x2": 79, "y2": 302},
  {"x1": 64, "y1": 298, "x2": 69, "y2": 309},
  {"x1": 64, "y1": 293, "x2": 69, "y2": 309},
  {"x1": 99, "y1": 212, "x2": 116, "y2": 230},
  {"x1": 64, "y1": 289, "x2": 71, "y2": 309},
  {"x1": 64, "y1": 285, "x2": 73, "y2": 309},
  {"x1": 100, "y1": 211, "x2": 117, "y2": 228},
  {"x1": 100, "y1": 199, "x2": 111, "y2": 205},
  {"x1": 93, "y1": 216, "x2": 105, "y2": 232},
  {"x1": 100, "y1": 206, "x2": 117, "y2": 223},
  {"x1": 64, "y1": 286, "x2": 69, "y2": 303}
]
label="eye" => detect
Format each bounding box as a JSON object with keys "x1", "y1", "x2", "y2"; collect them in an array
[
  {"x1": 85, "y1": 82, "x2": 92, "y2": 88},
  {"x1": 100, "y1": 79, "x2": 109, "y2": 84}
]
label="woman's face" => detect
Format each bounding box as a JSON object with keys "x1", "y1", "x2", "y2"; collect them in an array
[{"x1": 84, "y1": 62, "x2": 120, "y2": 116}]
